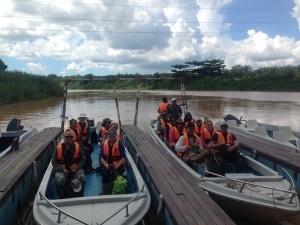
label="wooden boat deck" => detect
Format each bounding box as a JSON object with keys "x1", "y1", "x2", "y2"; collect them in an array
[
  {"x1": 0, "y1": 127, "x2": 62, "y2": 205},
  {"x1": 121, "y1": 125, "x2": 235, "y2": 225},
  {"x1": 233, "y1": 132, "x2": 300, "y2": 180}
]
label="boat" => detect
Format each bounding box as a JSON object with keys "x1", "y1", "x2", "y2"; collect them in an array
[
  {"x1": 222, "y1": 114, "x2": 300, "y2": 153},
  {"x1": 33, "y1": 129, "x2": 151, "y2": 225},
  {"x1": 0, "y1": 121, "x2": 38, "y2": 159},
  {"x1": 144, "y1": 120, "x2": 300, "y2": 222}
]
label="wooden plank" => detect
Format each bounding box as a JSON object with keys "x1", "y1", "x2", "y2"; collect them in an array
[{"x1": 121, "y1": 125, "x2": 235, "y2": 225}]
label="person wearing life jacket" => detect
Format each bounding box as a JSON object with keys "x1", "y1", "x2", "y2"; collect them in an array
[
  {"x1": 101, "y1": 122, "x2": 121, "y2": 143},
  {"x1": 99, "y1": 128, "x2": 126, "y2": 195},
  {"x1": 65, "y1": 119, "x2": 80, "y2": 142},
  {"x1": 157, "y1": 97, "x2": 170, "y2": 116},
  {"x1": 194, "y1": 117, "x2": 204, "y2": 137},
  {"x1": 184, "y1": 112, "x2": 194, "y2": 128},
  {"x1": 77, "y1": 113, "x2": 94, "y2": 173},
  {"x1": 52, "y1": 130, "x2": 86, "y2": 199},
  {"x1": 169, "y1": 118, "x2": 185, "y2": 153},
  {"x1": 98, "y1": 118, "x2": 112, "y2": 144},
  {"x1": 175, "y1": 123, "x2": 208, "y2": 171},
  {"x1": 208, "y1": 122, "x2": 244, "y2": 176},
  {"x1": 156, "y1": 112, "x2": 169, "y2": 141}
]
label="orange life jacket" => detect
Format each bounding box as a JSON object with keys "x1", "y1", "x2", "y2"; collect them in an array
[
  {"x1": 65, "y1": 127, "x2": 80, "y2": 142},
  {"x1": 100, "y1": 127, "x2": 108, "y2": 139},
  {"x1": 57, "y1": 143, "x2": 80, "y2": 171},
  {"x1": 158, "y1": 102, "x2": 169, "y2": 114},
  {"x1": 203, "y1": 127, "x2": 217, "y2": 144},
  {"x1": 77, "y1": 122, "x2": 88, "y2": 140},
  {"x1": 157, "y1": 118, "x2": 167, "y2": 135},
  {"x1": 173, "y1": 127, "x2": 183, "y2": 142},
  {"x1": 214, "y1": 132, "x2": 233, "y2": 153},
  {"x1": 103, "y1": 139, "x2": 122, "y2": 166},
  {"x1": 177, "y1": 133, "x2": 199, "y2": 157},
  {"x1": 194, "y1": 123, "x2": 204, "y2": 136}
]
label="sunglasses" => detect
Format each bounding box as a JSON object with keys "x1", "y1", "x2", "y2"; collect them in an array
[{"x1": 65, "y1": 136, "x2": 73, "y2": 139}]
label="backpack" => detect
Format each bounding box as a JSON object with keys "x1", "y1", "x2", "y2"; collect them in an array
[{"x1": 112, "y1": 175, "x2": 128, "y2": 195}]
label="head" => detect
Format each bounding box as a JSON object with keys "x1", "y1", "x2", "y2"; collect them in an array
[
  {"x1": 220, "y1": 122, "x2": 228, "y2": 134},
  {"x1": 110, "y1": 122, "x2": 119, "y2": 130},
  {"x1": 69, "y1": 119, "x2": 77, "y2": 128},
  {"x1": 205, "y1": 119, "x2": 214, "y2": 130},
  {"x1": 184, "y1": 112, "x2": 192, "y2": 120},
  {"x1": 102, "y1": 118, "x2": 112, "y2": 128},
  {"x1": 171, "y1": 97, "x2": 177, "y2": 105},
  {"x1": 161, "y1": 112, "x2": 168, "y2": 119},
  {"x1": 107, "y1": 128, "x2": 117, "y2": 141},
  {"x1": 186, "y1": 122, "x2": 195, "y2": 136},
  {"x1": 78, "y1": 113, "x2": 87, "y2": 123},
  {"x1": 176, "y1": 118, "x2": 184, "y2": 129},
  {"x1": 169, "y1": 117, "x2": 176, "y2": 126},
  {"x1": 162, "y1": 97, "x2": 168, "y2": 103},
  {"x1": 64, "y1": 130, "x2": 74, "y2": 144},
  {"x1": 195, "y1": 117, "x2": 202, "y2": 126}
]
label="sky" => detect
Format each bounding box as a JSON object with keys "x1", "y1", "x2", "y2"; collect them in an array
[{"x1": 1, "y1": 0, "x2": 300, "y2": 76}]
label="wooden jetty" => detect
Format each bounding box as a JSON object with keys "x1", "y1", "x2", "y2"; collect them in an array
[
  {"x1": 121, "y1": 125, "x2": 235, "y2": 225},
  {"x1": 0, "y1": 127, "x2": 62, "y2": 225},
  {"x1": 232, "y1": 131, "x2": 300, "y2": 193}
]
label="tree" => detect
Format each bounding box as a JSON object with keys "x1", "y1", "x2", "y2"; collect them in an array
[
  {"x1": 170, "y1": 64, "x2": 189, "y2": 77},
  {"x1": 0, "y1": 59, "x2": 7, "y2": 71}
]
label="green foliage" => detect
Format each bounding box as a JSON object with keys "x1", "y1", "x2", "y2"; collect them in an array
[{"x1": 0, "y1": 70, "x2": 62, "y2": 106}]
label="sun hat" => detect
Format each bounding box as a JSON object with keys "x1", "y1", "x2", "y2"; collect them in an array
[
  {"x1": 71, "y1": 179, "x2": 82, "y2": 193},
  {"x1": 102, "y1": 118, "x2": 112, "y2": 125},
  {"x1": 78, "y1": 113, "x2": 87, "y2": 119}
]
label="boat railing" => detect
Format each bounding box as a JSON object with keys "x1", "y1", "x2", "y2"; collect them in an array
[
  {"x1": 38, "y1": 184, "x2": 146, "y2": 224},
  {"x1": 205, "y1": 171, "x2": 297, "y2": 203}
]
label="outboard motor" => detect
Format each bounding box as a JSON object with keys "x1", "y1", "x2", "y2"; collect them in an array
[
  {"x1": 223, "y1": 114, "x2": 242, "y2": 125},
  {"x1": 6, "y1": 118, "x2": 23, "y2": 131}
]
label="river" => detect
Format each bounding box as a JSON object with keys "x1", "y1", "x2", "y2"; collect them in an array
[{"x1": 1, "y1": 90, "x2": 300, "y2": 225}]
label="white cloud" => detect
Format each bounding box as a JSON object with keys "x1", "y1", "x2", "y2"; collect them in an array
[
  {"x1": 0, "y1": 0, "x2": 300, "y2": 75},
  {"x1": 27, "y1": 62, "x2": 46, "y2": 73}
]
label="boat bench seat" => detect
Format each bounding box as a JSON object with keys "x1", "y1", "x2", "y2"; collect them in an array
[{"x1": 225, "y1": 173, "x2": 257, "y2": 179}]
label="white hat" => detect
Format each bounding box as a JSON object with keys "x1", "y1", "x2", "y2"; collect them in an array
[
  {"x1": 71, "y1": 179, "x2": 82, "y2": 193},
  {"x1": 78, "y1": 113, "x2": 87, "y2": 118},
  {"x1": 171, "y1": 97, "x2": 177, "y2": 101}
]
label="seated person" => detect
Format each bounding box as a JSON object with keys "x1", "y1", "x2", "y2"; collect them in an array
[
  {"x1": 175, "y1": 123, "x2": 209, "y2": 172},
  {"x1": 156, "y1": 112, "x2": 169, "y2": 141},
  {"x1": 208, "y1": 122, "x2": 245, "y2": 176},
  {"x1": 52, "y1": 130, "x2": 86, "y2": 199},
  {"x1": 99, "y1": 128, "x2": 126, "y2": 195},
  {"x1": 169, "y1": 118, "x2": 185, "y2": 153}
]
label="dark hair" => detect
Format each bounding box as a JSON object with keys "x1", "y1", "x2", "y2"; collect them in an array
[
  {"x1": 162, "y1": 97, "x2": 168, "y2": 102},
  {"x1": 69, "y1": 119, "x2": 77, "y2": 126}
]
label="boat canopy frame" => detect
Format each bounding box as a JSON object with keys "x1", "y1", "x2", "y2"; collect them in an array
[{"x1": 60, "y1": 77, "x2": 187, "y2": 131}]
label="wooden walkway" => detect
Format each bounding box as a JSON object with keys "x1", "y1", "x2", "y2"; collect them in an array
[
  {"x1": 121, "y1": 125, "x2": 235, "y2": 225},
  {"x1": 0, "y1": 127, "x2": 62, "y2": 205}
]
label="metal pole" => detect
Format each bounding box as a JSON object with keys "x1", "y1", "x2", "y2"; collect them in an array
[
  {"x1": 114, "y1": 82, "x2": 122, "y2": 127},
  {"x1": 134, "y1": 81, "x2": 141, "y2": 126}
]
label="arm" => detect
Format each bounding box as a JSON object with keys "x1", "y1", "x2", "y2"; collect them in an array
[
  {"x1": 169, "y1": 128, "x2": 176, "y2": 147},
  {"x1": 175, "y1": 136, "x2": 187, "y2": 153},
  {"x1": 200, "y1": 131, "x2": 208, "y2": 148},
  {"x1": 51, "y1": 148, "x2": 64, "y2": 172}
]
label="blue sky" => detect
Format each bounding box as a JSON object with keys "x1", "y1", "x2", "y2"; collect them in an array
[{"x1": 0, "y1": 0, "x2": 300, "y2": 76}]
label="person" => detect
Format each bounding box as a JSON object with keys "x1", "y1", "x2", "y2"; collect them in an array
[
  {"x1": 200, "y1": 120, "x2": 218, "y2": 171},
  {"x1": 77, "y1": 113, "x2": 94, "y2": 173},
  {"x1": 157, "y1": 97, "x2": 170, "y2": 116},
  {"x1": 175, "y1": 122, "x2": 208, "y2": 171},
  {"x1": 194, "y1": 117, "x2": 204, "y2": 137},
  {"x1": 101, "y1": 122, "x2": 121, "y2": 142},
  {"x1": 169, "y1": 118, "x2": 185, "y2": 153},
  {"x1": 52, "y1": 130, "x2": 86, "y2": 199},
  {"x1": 167, "y1": 97, "x2": 182, "y2": 121},
  {"x1": 156, "y1": 112, "x2": 169, "y2": 141},
  {"x1": 6, "y1": 118, "x2": 24, "y2": 131},
  {"x1": 183, "y1": 112, "x2": 194, "y2": 128},
  {"x1": 65, "y1": 119, "x2": 80, "y2": 142},
  {"x1": 99, "y1": 128, "x2": 126, "y2": 195},
  {"x1": 98, "y1": 118, "x2": 112, "y2": 144},
  {"x1": 208, "y1": 122, "x2": 245, "y2": 176}
]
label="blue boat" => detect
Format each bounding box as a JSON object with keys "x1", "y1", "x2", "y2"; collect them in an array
[{"x1": 33, "y1": 134, "x2": 151, "y2": 225}]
